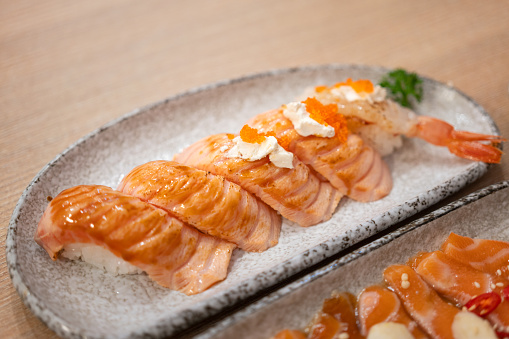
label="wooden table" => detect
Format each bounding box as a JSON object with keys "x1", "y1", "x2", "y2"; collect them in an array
[{"x1": 2, "y1": 1, "x2": 508, "y2": 337}]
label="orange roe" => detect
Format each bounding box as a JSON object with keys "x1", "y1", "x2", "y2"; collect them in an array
[
  {"x1": 333, "y1": 78, "x2": 374, "y2": 93},
  {"x1": 314, "y1": 85, "x2": 328, "y2": 93},
  {"x1": 227, "y1": 133, "x2": 235, "y2": 140},
  {"x1": 277, "y1": 134, "x2": 292, "y2": 150},
  {"x1": 302, "y1": 97, "x2": 349, "y2": 144},
  {"x1": 239, "y1": 125, "x2": 276, "y2": 144}
]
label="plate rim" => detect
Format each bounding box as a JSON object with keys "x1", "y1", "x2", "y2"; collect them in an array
[{"x1": 5, "y1": 64, "x2": 502, "y2": 338}]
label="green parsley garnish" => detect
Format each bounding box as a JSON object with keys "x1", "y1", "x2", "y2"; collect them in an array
[{"x1": 379, "y1": 69, "x2": 423, "y2": 108}]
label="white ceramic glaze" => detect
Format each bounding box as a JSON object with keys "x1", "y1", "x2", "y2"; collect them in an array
[
  {"x1": 198, "y1": 181, "x2": 509, "y2": 339},
  {"x1": 6, "y1": 65, "x2": 500, "y2": 338}
]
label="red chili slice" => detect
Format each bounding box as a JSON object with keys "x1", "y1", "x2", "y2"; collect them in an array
[
  {"x1": 502, "y1": 286, "x2": 509, "y2": 300},
  {"x1": 496, "y1": 330, "x2": 509, "y2": 339},
  {"x1": 465, "y1": 292, "x2": 501, "y2": 317}
]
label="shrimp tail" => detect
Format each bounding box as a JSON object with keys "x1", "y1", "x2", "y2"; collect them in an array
[{"x1": 411, "y1": 116, "x2": 506, "y2": 163}]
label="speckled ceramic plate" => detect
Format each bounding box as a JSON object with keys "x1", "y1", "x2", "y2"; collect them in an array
[
  {"x1": 197, "y1": 181, "x2": 509, "y2": 339},
  {"x1": 6, "y1": 65, "x2": 501, "y2": 338}
]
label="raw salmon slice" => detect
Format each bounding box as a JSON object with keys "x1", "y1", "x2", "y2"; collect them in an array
[
  {"x1": 307, "y1": 312, "x2": 342, "y2": 339},
  {"x1": 441, "y1": 232, "x2": 509, "y2": 280},
  {"x1": 174, "y1": 133, "x2": 342, "y2": 227},
  {"x1": 272, "y1": 329, "x2": 307, "y2": 339},
  {"x1": 247, "y1": 109, "x2": 392, "y2": 202},
  {"x1": 357, "y1": 285, "x2": 427, "y2": 338},
  {"x1": 412, "y1": 251, "x2": 509, "y2": 331},
  {"x1": 118, "y1": 160, "x2": 281, "y2": 252},
  {"x1": 35, "y1": 185, "x2": 235, "y2": 295},
  {"x1": 384, "y1": 265, "x2": 460, "y2": 339},
  {"x1": 319, "y1": 292, "x2": 364, "y2": 339}
]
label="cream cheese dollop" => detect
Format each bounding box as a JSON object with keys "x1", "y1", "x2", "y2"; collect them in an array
[
  {"x1": 226, "y1": 135, "x2": 294, "y2": 169},
  {"x1": 282, "y1": 102, "x2": 335, "y2": 138},
  {"x1": 331, "y1": 84, "x2": 387, "y2": 103},
  {"x1": 452, "y1": 311, "x2": 498, "y2": 339},
  {"x1": 367, "y1": 322, "x2": 415, "y2": 339}
]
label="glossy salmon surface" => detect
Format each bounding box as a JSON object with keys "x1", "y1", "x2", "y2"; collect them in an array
[
  {"x1": 247, "y1": 109, "x2": 392, "y2": 202},
  {"x1": 441, "y1": 233, "x2": 509, "y2": 280},
  {"x1": 35, "y1": 185, "x2": 236, "y2": 295},
  {"x1": 320, "y1": 292, "x2": 364, "y2": 339},
  {"x1": 412, "y1": 251, "x2": 509, "y2": 330},
  {"x1": 357, "y1": 285, "x2": 427, "y2": 338},
  {"x1": 384, "y1": 265, "x2": 460, "y2": 339},
  {"x1": 272, "y1": 329, "x2": 307, "y2": 339},
  {"x1": 174, "y1": 134, "x2": 342, "y2": 227},
  {"x1": 118, "y1": 160, "x2": 281, "y2": 252}
]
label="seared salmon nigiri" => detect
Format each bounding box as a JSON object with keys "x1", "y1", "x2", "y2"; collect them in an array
[
  {"x1": 118, "y1": 160, "x2": 281, "y2": 252},
  {"x1": 357, "y1": 285, "x2": 427, "y2": 338},
  {"x1": 247, "y1": 102, "x2": 392, "y2": 202},
  {"x1": 174, "y1": 131, "x2": 342, "y2": 227},
  {"x1": 35, "y1": 185, "x2": 236, "y2": 295},
  {"x1": 441, "y1": 232, "x2": 509, "y2": 280}
]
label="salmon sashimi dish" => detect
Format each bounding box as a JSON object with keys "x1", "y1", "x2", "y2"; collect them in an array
[
  {"x1": 247, "y1": 104, "x2": 392, "y2": 202},
  {"x1": 441, "y1": 232, "x2": 509, "y2": 280},
  {"x1": 383, "y1": 264, "x2": 462, "y2": 339},
  {"x1": 271, "y1": 234, "x2": 505, "y2": 339},
  {"x1": 303, "y1": 78, "x2": 505, "y2": 163},
  {"x1": 412, "y1": 251, "x2": 509, "y2": 332},
  {"x1": 35, "y1": 185, "x2": 236, "y2": 295},
  {"x1": 174, "y1": 132, "x2": 342, "y2": 227},
  {"x1": 357, "y1": 285, "x2": 427, "y2": 338},
  {"x1": 118, "y1": 160, "x2": 281, "y2": 252}
]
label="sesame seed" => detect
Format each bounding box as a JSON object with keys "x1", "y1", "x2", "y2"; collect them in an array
[
  {"x1": 401, "y1": 273, "x2": 409, "y2": 281},
  {"x1": 338, "y1": 333, "x2": 349, "y2": 339},
  {"x1": 497, "y1": 269, "x2": 502, "y2": 276},
  {"x1": 496, "y1": 282, "x2": 504, "y2": 287},
  {"x1": 468, "y1": 305, "x2": 477, "y2": 311},
  {"x1": 474, "y1": 281, "x2": 480, "y2": 288},
  {"x1": 491, "y1": 283, "x2": 496, "y2": 290},
  {"x1": 401, "y1": 281, "x2": 410, "y2": 289}
]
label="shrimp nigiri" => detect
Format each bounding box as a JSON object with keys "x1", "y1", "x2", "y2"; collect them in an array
[
  {"x1": 118, "y1": 160, "x2": 281, "y2": 252},
  {"x1": 247, "y1": 101, "x2": 392, "y2": 202},
  {"x1": 304, "y1": 78, "x2": 505, "y2": 163},
  {"x1": 174, "y1": 131, "x2": 342, "y2": 227},
  {"x1": 35, "y1": 185, "x2": 236, "y2": 295}
]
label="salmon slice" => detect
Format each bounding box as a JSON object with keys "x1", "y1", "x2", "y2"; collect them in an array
[
  {"x1": 35, "y1": 185, "x2": 235, "y2": 295},
  {"x1": 412, "y1": 251, "x2": 509, "y2": 331},
  {"x1": 441, "y1": 232, "x2": 509, "y2": 280},
  {"x1": 383, "y1": 264, "x2": 460, "y2": 339},
  {"x1": 319, "y1": 292, "x2": 364, "y2": 339},
  {"x1": 307, "y1": 312, "x2": 342, "y2": 339},
  {"x1": 118, "y1": 160, "x2": 281, "y2": 252},
  {"x1": 272, "y1": 329, "x2": 307, "y2": 339},
  {"x1": 357, "y1": 285, "x2": 427, "y2": 338},
  {"x1": 247, "y1": 109, "x2": 392, "y2": 202},
  {"x1": 174, "y1": 133, "x2": 342, "y2": 227}
]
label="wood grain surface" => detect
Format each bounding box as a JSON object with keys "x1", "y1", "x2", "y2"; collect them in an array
[{"x1": 1, "y1": 0, "x2": 508, "y2": 337}]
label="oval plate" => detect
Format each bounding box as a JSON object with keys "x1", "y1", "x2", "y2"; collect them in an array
[{"x1": 6, "y1": 65, "x2": 500, "y2": 338}]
